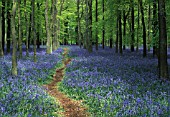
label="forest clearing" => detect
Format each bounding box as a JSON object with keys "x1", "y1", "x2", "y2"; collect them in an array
[{"x1": 0, "y1": 0, "x2": 170, "y2": 117}]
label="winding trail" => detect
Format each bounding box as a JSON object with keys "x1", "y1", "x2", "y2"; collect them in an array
[{"x1": 44, "y1": 48, "x2": 89, "y2": 117}]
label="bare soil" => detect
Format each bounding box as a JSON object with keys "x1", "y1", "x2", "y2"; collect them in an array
[{"x1": 44, "y1": 48, "x2": 89, "y2": 117}]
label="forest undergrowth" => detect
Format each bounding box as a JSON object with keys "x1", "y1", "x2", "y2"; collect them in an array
[{"x1": 0, "y1": 46, "x2": 170, "y2": 117}]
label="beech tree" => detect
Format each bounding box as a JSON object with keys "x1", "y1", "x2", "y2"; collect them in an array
[
  {"x1": 158, "y1": 0, "x2": 169, "y2": 79},
  {"x1": 0, "y1": 2, "x2": 3, "y2": 57},
  {"x1": 11, "y1": 0, "x2": 17, "y2": 75}
]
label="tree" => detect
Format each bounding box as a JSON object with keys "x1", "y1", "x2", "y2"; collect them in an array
[
  {"x1": 130, "y1": 0, "x2": 135, "y2": 52},
  {"x1": 24, "y1": 0, "x2": 29, "y2": 57},
  {"x1": 18, "y1": 0, "x2": 22, "y2": 58},
  {"x1": 45, "y1": 0, "x2": 52, "y2": 54},
  {"x1": 139, "y1": 0, "x2": 147, "y2": 57},
  {"x1": 118, "y1": 9, "x2": 122, "y2": 54},
  {"x1": 158, "y1": 0, "x2": 169, "y2": 79},
  {"x1": 102, "y1": 0, "x2": 105, "y2": 49},
  {"x1": 0, "y1": 1, "x2": 4, "y2": 57},
  {"x1": 7, "y1": 1, "x2": 11, "y2": 54},
  {"x1": 31, "y1": 0, "x2": 37, "y2": 62},
  {"x1": 95, "y1": 0, "x2": 98, "y2": 50},
  {"x1": 152, "y1": 0, "x2": 158, "y2": 57},
  {"x1": 11, "y1": 0, "x2": 17, "y2": 75},
  {"x1": 2, "y1": 0, "x2": 5, "y2": 52}
]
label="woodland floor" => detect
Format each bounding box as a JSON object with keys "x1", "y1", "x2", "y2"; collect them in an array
[{"x1": 43, "y1": 48, "x2": 90, "y2": 117}]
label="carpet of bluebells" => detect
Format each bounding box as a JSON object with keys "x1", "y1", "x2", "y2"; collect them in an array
[
  {"x1": 0, "y1": 47, "x2": 63, "y2": 117},
  {"x1": 59, "y1": 46, "x2": 170, "y2": 117}
]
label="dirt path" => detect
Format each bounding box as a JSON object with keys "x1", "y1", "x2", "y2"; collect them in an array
[{"x1": 44, "y1": 48, "x2": 89, "y2": 117}]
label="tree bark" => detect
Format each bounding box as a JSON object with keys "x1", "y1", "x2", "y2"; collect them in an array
[
  {"x1": 115, "y1": 17, "x2": 119, "y2": 53},
  {"x1": 24, "y1": 0, "x2": 29, "y2": 56},
  {"x1": 131, "y1": 0, "x2": 135, "y2": 52},
  {"x1": 52, "y1": 0, "x2": 58, "y2": 51},
  {"x1": 2, "y1": 0, "x2": 5, "y2": 52},
  {"x1": 152, "y1": 0, "x2": 158, "y2": 58},
  {"x1": 18, "y1": 0, "x2": 22, "y2": 58},
  {"x1": 158, "y1": 0, "x2": 169, "y2": 79},
  {"x1": 45, "y1": 0, "x2": 52, "y2": 54},
  {"x1": 136, "y1": 1, "x2": 140, "y2": 52},
  {"x1": 11, "y1": 0, "x2": 17, "y2": 75},
  {"x1": 119, "y1": 10, "x2": 122, "y2": 54},
  {"x1": 0, "y1": 3, "x2": 4, "y2": 57},
  {"x1": 139, "y1": 0, "x2": 147, "y2": 57},
  {"x1": 31, "y1": 0, "x2": 37, "y2": 62},
  {"x1": 102, "y1": 0, "x2": 105, "y2": 49},
  {"x1": 7, "y1": 1, "x2": 11, "y2": 54},
  {"x1": 88, "y1": 0, "x2": 92, "y2": 52},
  {"x1": 147, "y1": 3, "x2": 151, "y2": 52},
  {"x1": 95, "y1": 0, "x2": 98, "y2": 50}
]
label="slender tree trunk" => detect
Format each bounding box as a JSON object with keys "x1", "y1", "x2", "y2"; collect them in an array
[
  {"x1": 158, "y1": 0, "x2": 169, "y2": 79},
  {"x1": 136, "y1": 1, "x2": 140, "y2": 52},
  {"x1": 152, "y1": 0, "x2": 158, "y2": 57},
  {"x1": 88, "y1": 0, "x2": 92, "y2": 52},
  {"x1": 95, "y1": 0, "x2": 98, "y2": 50},
  {"x1": 52, "y1": 0, "x2": 58, "y2": 50},
  {"x1": 2, "y1": 0, "x2": 5, "y2": 52},
  {"x1": 18, "y1": 0, "x2": 22, "y2": 58},
  {"x1": 115, "y1": 17, "x2": 119, "y2": 53},
  {"x1": 77, "y1": 0, "x2": 82, "y2": 48},
  {"x1": 123, "y1": 11, "x2": 126, "y2": 50},
  {"x1": 140, "y1": 0, "x2": 147, "y2": 57},
  {"x1": 28, "y1": 13, "x2": 31, "y2": 49},
  {"x1": 119, "y1": 10, "x2": 122, "y2": 54},
  {"x1": 45, "y1": 0, "x2": 52, "y2": 54},
  {"x1": 58, "y1": 0, "x2": 64, "y2": 45},
  {"x1": 102, "y1": 0, "x2": 105, "y2": 49},
  {"x1": 12, "y1": 0, "x2": 17, "y2": 76},
  {"x1": 31, "y1": 0, "x2": 37, "y2": 62},
  {"x1": 147, "y1": 3, "x2": 151, "y2": 52},
  {"x1": 131, "y1": 0, "x2": 135, "y2": 52},
  {"x1": 37, "y1": 3, "x2": 41, "y2": 49},
  {"x1": 24, "y1": 0, "x2": 29, "y2": 56},
  {"x1": 0, "y1": 4, "x2": 4, "y2": 57},
  {"x1": 7, "y1": 1, "x2": 11, "y2": 54}
]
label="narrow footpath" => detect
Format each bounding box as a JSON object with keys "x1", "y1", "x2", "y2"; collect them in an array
[{"x1": 44, "y1": 48, "x2": 89, "y2": 117}]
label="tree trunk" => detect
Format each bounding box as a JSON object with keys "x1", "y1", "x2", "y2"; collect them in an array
[
  {"x1": 140, "y1": 0, "x2": 147, "y2": 57},
  {"x1": 115, "y1": 17, "x2": 119, "y2": 53},
  {"x1": 11, "y1": 0, "x2": 17, "y2": 76},
  {"x1": 102, "y1": 0, "x2": 105, "y2": 49},
  {"x1": 123, "y1": 11, "x2": 126, "y2": 50},
  {"x1": 88, "y1": 0, "x2": 92, "y2": 52},
  {"x1": 2, "y1": 0, "x2": 5, "y2": 52},
  {"x1": 95, "y1": 0, "x2": 98, "y2": 50},
  {"x1": 0, "y1": 3, "x2": 4, "y2": 57},
  {"x1": 136, "y1": 1, "x2": 140, "y2": 52},
  {"x1": 7, "y1": 1, "x2": 11, "y2": 54},
  {"x1": 31, "y1": 0, "x2": 37, "y2": 62},
  {"x1": 119, "y1": 10, "x2": 122, "y2": 54},
  {"x1": 158, "y1": 0, "x2": 169, "y2": 79},
  {"x1": 147, "y1": 3, "x2": 151, "y2": 52},
  {"x1": 24, "y1": 0, "x2": 29, "y2": 57},
  {"x1": 37, "y1": 3, "x2": 41, "y2": 49},
  {"x1": 131, "y1": 0, "x2": 135, "y2": 52},
  {"x1": 53, "y1": 0, "x2": 58, "y2": 50},
  {"x1": 18, "y1": 0, "x2": 22, "y2": 58},
  {"x1": 45, "y1": 0, "x2": 52, "y2": 54},
  {"x1": 77, "y1": 0, "x2": 82, "y2": 48},
  {"x1": 152, "y1": 0, "x2": 158, "y2": 58}
]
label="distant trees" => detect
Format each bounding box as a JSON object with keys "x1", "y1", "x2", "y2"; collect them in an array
[{"x1": 0, "y1": 0, "x2": 169, "y2": 79}]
